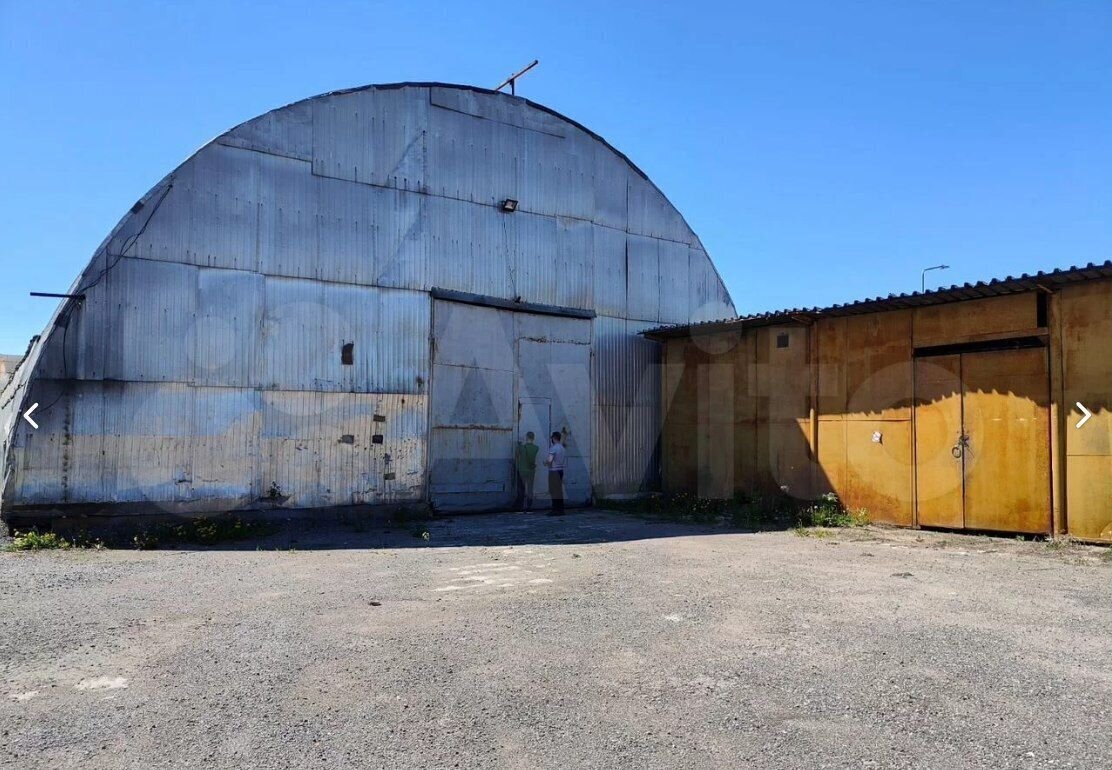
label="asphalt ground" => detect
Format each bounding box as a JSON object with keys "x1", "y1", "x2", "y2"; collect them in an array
[{"x1": 2, "y1": 510, "x2": 1111, "y2": 769}]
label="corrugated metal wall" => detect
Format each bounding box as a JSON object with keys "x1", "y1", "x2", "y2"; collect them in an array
[{"x1": 1, "y1": 84, "x2": 734, "y2": 518}]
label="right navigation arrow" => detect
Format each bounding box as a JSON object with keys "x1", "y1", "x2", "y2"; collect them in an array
[{"x1": 1075, "y1": 402, "x2": 1092, "y2": 430}]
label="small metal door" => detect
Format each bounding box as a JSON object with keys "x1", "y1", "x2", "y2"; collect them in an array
[
  {"x1": 914, "y1": 355, "x2": 965, "y2": 528},
  {"x1": 961, "y1": 347, "x2": 1051, "y2": 534}
]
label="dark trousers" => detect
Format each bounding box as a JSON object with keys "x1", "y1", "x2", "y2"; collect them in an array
[
  {"x1": 548, "y1": 469, "x2": 565, "y2": 513},
  {"x1": 516, "y1": 470, "x2": 535, "y2": 511}
]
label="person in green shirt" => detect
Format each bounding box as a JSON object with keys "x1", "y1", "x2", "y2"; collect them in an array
[{"x1": 515, "y1": 432, "x2": 539, "y2": 511}]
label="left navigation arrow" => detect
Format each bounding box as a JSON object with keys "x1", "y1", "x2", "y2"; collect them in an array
[{"x1": 23, "y1": 403, "x2": 39, "y2": 429}]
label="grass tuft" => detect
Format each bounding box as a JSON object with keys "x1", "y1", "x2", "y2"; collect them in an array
[
  {"x1": 7, "y1": 530, "x2": 106, "y2": 551},
  {"x1": 607, "y1": 490, "x2": 868, "y2": 532},
  {"x1": 8, "y1": 530, "x2": 72, "y2": 551}
]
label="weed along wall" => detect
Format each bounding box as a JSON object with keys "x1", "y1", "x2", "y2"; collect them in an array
[{"x1": 649, "y1": 264, "x2": 1112, "y2": 542}]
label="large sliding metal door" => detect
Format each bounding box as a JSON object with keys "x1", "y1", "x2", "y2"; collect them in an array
[
  {"x1": 428, "y1": 301, "x2": 517, "y2": 511},
  {"x1": 428, "y1": 300, "x2": 592, "y2": 512},
  {"x1": 516, "y1": 314, "x2": 593, "y2": 506}
]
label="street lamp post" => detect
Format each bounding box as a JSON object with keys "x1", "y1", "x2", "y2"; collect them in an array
[{"x1": 921, "y1": 264, "x2": 951, "y2": 293}]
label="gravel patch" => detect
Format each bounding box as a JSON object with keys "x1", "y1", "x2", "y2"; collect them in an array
[{"x1": 2, "y1": 511, "x2": 1111, "y2": 769}]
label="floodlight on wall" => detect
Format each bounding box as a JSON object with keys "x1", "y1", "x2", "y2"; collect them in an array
[{"x1": 500, "y1": 198, "x2": 519, "y2": 213}]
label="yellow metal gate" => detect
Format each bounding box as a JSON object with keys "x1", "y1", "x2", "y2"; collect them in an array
[{"x1": 913, "y1": 346, "x2": 1051, "y2": 534}]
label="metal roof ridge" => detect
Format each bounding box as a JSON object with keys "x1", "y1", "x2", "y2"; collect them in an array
[{"x1": 643, "y1": 259, "x2": 1112, "y2": 337}]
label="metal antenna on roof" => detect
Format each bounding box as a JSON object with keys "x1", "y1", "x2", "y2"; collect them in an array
[{"x1": 494, "y1": 59, "x2": 539, "y2": 96}]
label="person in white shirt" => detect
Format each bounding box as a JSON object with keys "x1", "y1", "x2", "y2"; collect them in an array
[{"x1": 544, "y1": 431, "x2": 567, "y2": 516}]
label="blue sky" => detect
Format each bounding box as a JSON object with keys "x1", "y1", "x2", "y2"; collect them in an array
[{"x1": 1, "y1": 0, "x2": 1109, "y2": 352}]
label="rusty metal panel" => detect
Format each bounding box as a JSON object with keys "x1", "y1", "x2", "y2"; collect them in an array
[
  {"x1": 816, "y1": 318, "x2": 847, "y2": 416},
  {"x1": 128, "y1": 143, "x2": 261, "y2": 272},
  {"x1": 962, "y1": 347, "x2": 1051, "y2": 533},
  {"x1": 759, "y1": 419, "x2": 812, "y2": 499},
  {"x1": 914, "y1": 355, "x2": 964, "y2": 528},
  {"x1": 217, "y1": 100, "x2": 312, "y2": 161},
  {"x1": 842, "y1": 419, "x2": 913, "y2": 525},
  {"x1": 1061, "y1": 282, "x2": 1112, "y2": 458},
  {"x1": 312, "y1": 87, "x2": 428, "y2": 192},
  {"x1": 815, "y1": 418, "x2": 846, "y2": 498},
  {"x1": 913, "y1": 293, "x2": 1038, "y2": 348},
  {"x1": 755, "y1": 326, "x2": 809, "y2": 421},
  {"x1": 750, "y1": 328, "x2": 811, "y2": 497},
  {"x1": 845, "y1": 310, "x2": 912, "y2": 418},
  {"x1": 1066, "y1": 457, "x2": 1112, "y2": 540},
  {"x1": 1060, "y1": 282, "x2": 1112, "y2": 539}
]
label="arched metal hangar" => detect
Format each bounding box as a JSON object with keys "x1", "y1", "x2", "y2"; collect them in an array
[{"x1": 0, "y1": 82, "x2": 734, "y2": 525}]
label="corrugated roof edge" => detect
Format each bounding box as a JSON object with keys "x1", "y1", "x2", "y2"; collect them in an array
[{"x1": 643, "y1": 260, "x2": 1112, "y2": 339}]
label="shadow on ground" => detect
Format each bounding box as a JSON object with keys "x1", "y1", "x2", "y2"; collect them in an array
[{"x1": 0, "y1": 508, "x2": 734, "y2": 553}]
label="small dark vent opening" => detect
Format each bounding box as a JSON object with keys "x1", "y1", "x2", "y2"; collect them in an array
[
  {"x1": 776, "y1": 333, "x2": 790, "y2": 349},
  {"x1": 1036, "y1": 293, "x2": 1049, "y2": 328},
  {"x1": 341, "y1": 342, "x2": 354, "y2": 366}
]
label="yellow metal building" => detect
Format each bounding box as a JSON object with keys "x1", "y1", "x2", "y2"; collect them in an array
[{"x1": 647, "y1": 262, "x2": 1112, "y2": 541}]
